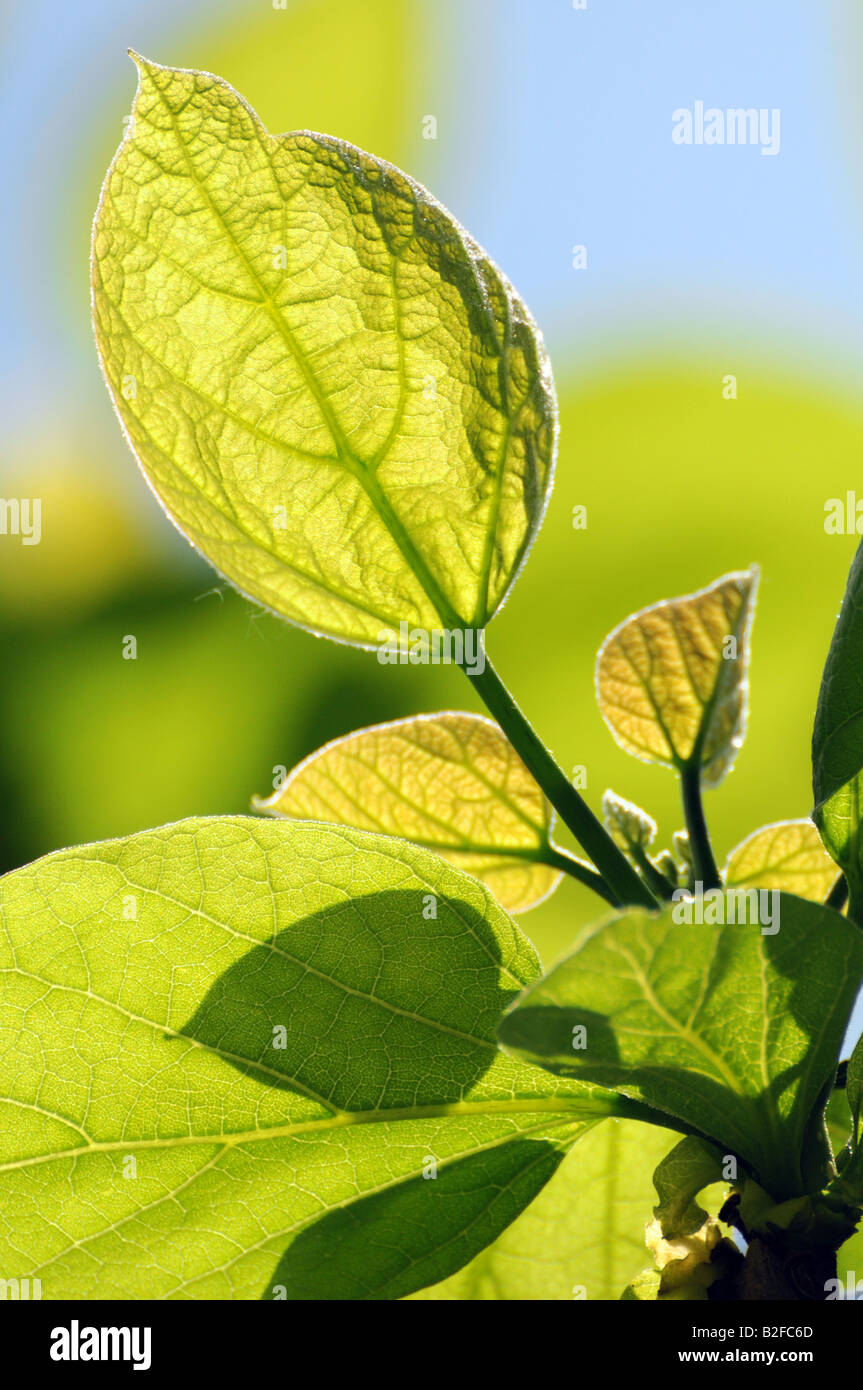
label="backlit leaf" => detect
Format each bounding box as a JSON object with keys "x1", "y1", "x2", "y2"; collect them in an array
[
  {"x1": 651, "y1": 1136, "x2": 725, "y2": 1240},
  {"x1": 595, "y1": 569, "x2": 758, "y2": 786},
  {"x1": 91, "y1": 56, "x2": 556, "y2": 648},
  {"x1": 253, "y1": 712, "x2": 562, "y2": 912},
  {"x1": 816, "y1": 775, "x2": 863, "y2": 914},
  {"x1": 0, "y1": 817, "x2": 639, "y2": 1300},
  {"x1": 725, "y1": 820, "x2": 840, "y2": 901},
  {"x1": 499, "y1": 894, "x2": 863, "y2": 1199},
  {"x1": 602, "y1": 790, "x2": 656, "y2": 853},
  {"x1": 410, "y1": 1119, "x2": 676, "y2": 1301}
]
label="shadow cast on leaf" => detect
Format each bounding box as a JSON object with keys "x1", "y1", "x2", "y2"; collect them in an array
[
  {"x1": 260, "y1": 1135, "x2": 564, "y2": 1300},
  {"x1": 179, "y1": 888, "x2": 520, "y2": 1112}
]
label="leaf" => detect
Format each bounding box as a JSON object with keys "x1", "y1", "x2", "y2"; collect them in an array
[
  {"x1": 813, "y1": 539, "x2": 863, "y2": 811},
  {"x1": 595, "y1": 569, "x2": 758, "y2": 786},
  {"x1": 499, "y1": 894, "x2": 863, "y2": 1199},
  {"x1": 91, "y1": 56, "x2": 556, "y2": 649},
  {"x1": 253, "y1": 712, "x2": 562, "y2": 912},
  {"x1": 620, "y1": 1269, "x2": 661, "y2": 1300},
  {"x1": 409, "y1": 1119, "x2": 676, "y2": 1301},
  {"x1": 815, "y1": 774, "x2": 863, "y2": 912},
  {"x1": 651, "y1": 1137, "x2": 725, "y2": 1240},
  {"x1": 836, "y1": 1224, "x2": 863, "y2": 1297},
  {"x1": 725, "y1": 820, "x2": 840, "y2": 901},
  {"x1": 0, "y1": 816, "x2": 642, "y2": 1300},
  {"x1": 602, "y1": 791, "x2": 656, "y2": 853}
]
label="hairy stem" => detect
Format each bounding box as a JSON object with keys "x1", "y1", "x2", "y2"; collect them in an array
[
  {"x1": 679, "y1": 763, "x2": 721, "y2": 891},
  {"x1": 462, "y1": 655, "x2": 657, "y2": 909}
]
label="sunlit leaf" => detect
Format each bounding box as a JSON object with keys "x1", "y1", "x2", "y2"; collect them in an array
[
  {"x1": 0, "y1": 816, "x2": 643, "y2": 1300},
  {"x1": 499, "y1": 894, "x2": 863, "y2": 1199},
  {"x1": 410, "y1": 1119, "x2": 675, "y2": 1301},
  {"x1": 254, "y1": 712, "x2": 562, "y2": 912},
  {"x1": 725, "y1": 820, "x2": 840, "y2": 901},
  {"x1": 595, "y1": 569, "x2": 758, "y2": 786},
  {"x1": 91, "y1": 56, "x2": 556, "y2": 649},
  {"x1": 602, "y1": 790, "x2": 656, "y2": 853},
  {"x1": 651, "y1": 1137, "x2": 725, "y2": 1240},
  {"x1": 816, "y1": 775, "x2": 862, "y2": 912}
]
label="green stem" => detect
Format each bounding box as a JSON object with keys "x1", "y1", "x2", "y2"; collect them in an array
[
  {"x1": 462, "y1": 655, "x2": 657, "y2": 909},
  {"x1": 541, "y1": 845, "x2": 620, "y2": 907},
  {"x1": 679, "y1": 763, "x2": 721, "y2": 891}
]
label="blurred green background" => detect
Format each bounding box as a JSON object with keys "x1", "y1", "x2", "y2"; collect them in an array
[{"x1": 2, "y1": 0, "x2": 863, "y2": 968}]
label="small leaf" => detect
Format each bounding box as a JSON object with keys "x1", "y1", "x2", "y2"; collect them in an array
[
  {"x1": 254, "y1": 712, "x2": 562, "y2": 911},
  {"x1": 673, "y1": 829, "x2": 692, "y2": 869},
  {"x1": 602, "y1": 791, "x2": 656, "y2": 853},
  {"x1": 410, "y1": 1119, "x2": 676, "y2": 1301},
  {"x1": 499, "y1": 894, "x2": 863, "y2": 1199},
  {"x1": 595, "y1": 569, "x2": 758, "y2": 786},
  {"x1": 91, "y1": 57, "x2": 556, "y2": 648},
  {"x1": 0, "y1": 816, "x2": 638, "y2": 1299},
  {"x1": 651, "y1": 1137, "x2": 725, "y2": 1241},
  {"x1": 725, "y1": 820, "x2": 840, "y2": 901}
]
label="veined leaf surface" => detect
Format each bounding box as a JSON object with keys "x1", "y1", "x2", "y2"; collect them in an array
[
  {"x1": 410, "y1": 1119, "x2": 675, "y2": 1301},
  {"x1": 651, "y1": 1136, "x2": 725, "y2": 1241},
  {"x1": 725, "y1": 820, "x2": 840, "y2": 901},
  {"x1": 595, "y1": 569, "x2": 758, "y2": 786},
  {"x1": 91, "y1": 57, "x2": 556, "y2": 647},
  {"x1": 0, "y1": 817, "x2": 640, "y2": 1300},
  {"x1": 499, "y1": 895, "x2": 863, "y2": 1199},
  {"x1": 602, "y1": 790, "x2": 656, "y2": 853},
  {"x1": 254, "y1": 712, "x2": 562, "y2": 911}
]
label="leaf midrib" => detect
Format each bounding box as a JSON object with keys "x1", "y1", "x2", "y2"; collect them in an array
[
  {"x1": 0, "y1": 1096, "x2": 616, "y2": 1177},
  {"x1": 145, "y1": 76, "x2": 474, "y2": 633}
]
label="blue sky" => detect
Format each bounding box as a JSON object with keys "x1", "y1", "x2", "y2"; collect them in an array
[{"x1": 2, "y1": 0, "x2": 863, "y2": 435}]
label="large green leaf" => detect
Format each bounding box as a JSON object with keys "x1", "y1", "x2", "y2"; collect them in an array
[
  {"x1": 0, "y1": 817, "x2": 641, "y2": 1300},
  {"x1": 499, "y1": 895, "x2": 863, "y2": 1199},
  {"x1": 91, "y1": 56, "x2": 556, "y2": 648},
  {"x1": 410, "y1": 1119, "x2": 676, "y2": 1300},
  {"x1": 254, "y1": 712, "x2": 563, "y2": 912}
]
